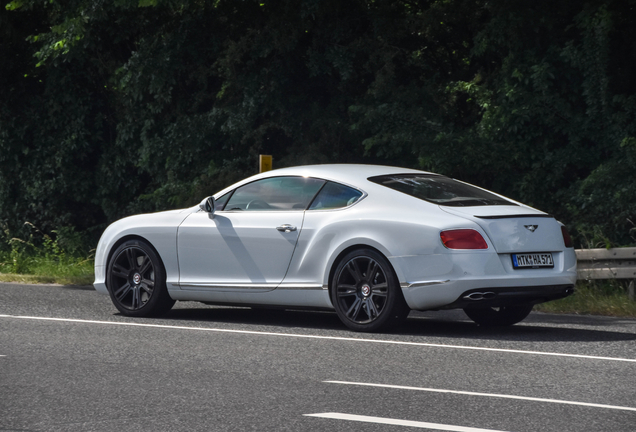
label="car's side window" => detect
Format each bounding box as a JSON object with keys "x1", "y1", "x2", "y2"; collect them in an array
[
  {"x1": 308, "y1": 181, "x2": 363, "y2": 210},
  {"x1": 224, "y1": 176, "x2": 325, "y2": 211},
  {"x1": 214, "y1": 191, "x2": 232, "y2": 210}
]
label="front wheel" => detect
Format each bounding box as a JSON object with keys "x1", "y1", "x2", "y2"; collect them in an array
[
  {"x1": 463, "y1": 304, "x2": 533, "y2": 326},
  {"x1": 331, "y1": 249, "x2": 409, "y2": 332},
  {"x1": 106, "y1": 239, "x2": 175, "y2": 317}
]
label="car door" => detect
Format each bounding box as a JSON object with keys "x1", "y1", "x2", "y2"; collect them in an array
[{"x1": 177, "y1": 176, "x2": 325, "y2": 291}]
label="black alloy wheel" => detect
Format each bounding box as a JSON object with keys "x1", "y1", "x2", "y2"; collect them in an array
[
  {"x1": 106, "y1": 239, "x2": 175, "y2": 317},
  {"x1": 331, "y1": 248, "x2": 409, "y2": 332},
  {"x1": 463, "y1": 304, "x2": 534, "y2": 326}
]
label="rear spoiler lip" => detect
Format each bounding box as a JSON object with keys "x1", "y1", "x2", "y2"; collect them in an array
[{"x1": 474, "y1": 214, "x2": 554, "y2": 219}]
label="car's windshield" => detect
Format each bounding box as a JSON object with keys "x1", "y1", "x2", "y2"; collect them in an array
[{"x1": 368, "y1": 174, "x2": 515, "y2": 207}]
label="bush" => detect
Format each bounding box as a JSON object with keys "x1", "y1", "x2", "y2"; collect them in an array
[{"x1": 0, "y1": 221, "x2": 94, "y2": 283}]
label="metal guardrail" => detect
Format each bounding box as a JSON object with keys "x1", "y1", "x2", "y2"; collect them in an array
[{"x1": 576, "y1": 247, "x2": 636, "y2": 300}]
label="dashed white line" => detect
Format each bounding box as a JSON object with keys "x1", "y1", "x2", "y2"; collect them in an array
[
  {"x1": 1, "y1": 314, "x2": 635, "y2": 363},
  {"x1": 304, "y1": 413, "x2": 509, "y2": 431},
  {"x1": 325, "y1": 381, "x2": 636, "y2": 412}
]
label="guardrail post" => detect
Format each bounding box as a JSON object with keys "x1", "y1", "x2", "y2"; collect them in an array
[{"x1": 629, "y1": 280, "x2": 635, "y2": 301}]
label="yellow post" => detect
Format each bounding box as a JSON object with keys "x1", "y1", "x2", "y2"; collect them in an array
[{"x1": 259, "y1": 154, "x2": 273, "y2": 173}]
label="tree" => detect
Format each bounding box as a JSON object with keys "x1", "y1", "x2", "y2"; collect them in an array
[{"x1": 2, "y1": 0, "x2": 635, "y2": 246}]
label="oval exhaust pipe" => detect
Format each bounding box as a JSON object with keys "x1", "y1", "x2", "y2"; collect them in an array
[{"x1": 463, "y1": 292, "x2": 496, "y2": 301}]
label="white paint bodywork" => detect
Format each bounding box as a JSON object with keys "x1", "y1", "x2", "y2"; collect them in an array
[{"x1": 94, "y1": 164, "x2": 577, "y2": 311}]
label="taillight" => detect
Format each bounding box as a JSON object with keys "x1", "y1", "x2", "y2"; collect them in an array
[
  {"x1": 561, "y1": 226, "x2": 573, "y2": 248},
  {"x1": 440, "y1": 229, "x2": 488, "y2": 249}
]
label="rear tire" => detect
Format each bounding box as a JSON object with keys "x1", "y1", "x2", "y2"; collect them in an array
[
  {"x1": 331, "y1": 248, "x2": 409, "y2": 332},
  {"x1": 106, "y1": 239, "x2": 175, "y2": 317},
  {"x1": 463, "y1": 304, "x2": 533, "y2": 326}
]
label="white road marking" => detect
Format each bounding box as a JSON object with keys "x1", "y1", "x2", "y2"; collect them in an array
[
  {"x1": 325, "y1": 381, "x2": 636, "y2": 412},
  {"x1": 1, "y1": 314, "x2": 635, "y2": 363},
  {"x1": 304, "y1": 413, "x2": 509, "y2": 431}
]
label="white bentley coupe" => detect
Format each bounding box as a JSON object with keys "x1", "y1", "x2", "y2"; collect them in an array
[{"x1": 94, "y1": 164, "x2": 577, "y2": 331}]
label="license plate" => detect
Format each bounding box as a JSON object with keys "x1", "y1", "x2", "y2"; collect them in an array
[{"x1": 512, "y1": 253, "x2": 554, "y2": 269}]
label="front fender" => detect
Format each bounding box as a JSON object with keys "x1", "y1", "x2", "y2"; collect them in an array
[{"x1": 93, "y1": 209, "x2": 193, "y2": 294}]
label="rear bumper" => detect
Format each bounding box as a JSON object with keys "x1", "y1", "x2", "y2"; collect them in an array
[
  {"x1": 442, "y1": 284, "x2": 574, "y2": 310},
  {"x1": 395, "y1": 249, "x2": 577, "y2": 311}
]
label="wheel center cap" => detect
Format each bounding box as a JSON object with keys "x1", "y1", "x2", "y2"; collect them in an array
[
  {"x1": 361, "y1": 284, "x2": 371, "y2": 297},
  {"x1": 132, "y1": 273, "x2": 141, "y2": 285}
]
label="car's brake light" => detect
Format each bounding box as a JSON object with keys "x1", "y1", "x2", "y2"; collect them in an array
[
  {"x1": 440, "y1": 229, "x2": 488, "y2": 249},
  {"x1": 561, "y1": 226, "x2": 573, "y2": 248}
]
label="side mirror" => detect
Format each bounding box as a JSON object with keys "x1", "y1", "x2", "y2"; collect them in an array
[{"x1": 199, "y1": 196, "x2": 215, "y2": 215}]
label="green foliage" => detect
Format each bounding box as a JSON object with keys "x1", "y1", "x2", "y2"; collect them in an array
[
  {"x1": 0, "y1": 221, "x2": 94, "y2": 282},
  {"x1": 1, "y1": 0, "x2": 635, "y2": 247},
  {"x1": 567, "y1": 137, "x2": 636, "y2": 247},
  {"x1": 535, "y1": 280, "x2": 636, "y2": 317}
]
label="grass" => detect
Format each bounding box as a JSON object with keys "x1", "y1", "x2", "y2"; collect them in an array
[
  {"x1": 0, "y1": 272, "x2": 93, "y2": 286},
  {"x1": 0, "y1": 222, "x2": 95, "y2": 286},
  {"x1": 535, "y1": 280, "x2": 636, "y2": 317},
  {"x1": 0, "y1": 255, "x2": 95, "y2": 286}
]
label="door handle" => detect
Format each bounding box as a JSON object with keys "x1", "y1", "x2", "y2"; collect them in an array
[{"x1": 276, "y1": 224, "x2": 297, "y2": 233}]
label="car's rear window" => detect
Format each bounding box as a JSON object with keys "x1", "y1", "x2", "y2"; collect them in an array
[{"x1": 368, "y1": 174, "x2": 515, "y2": 207}]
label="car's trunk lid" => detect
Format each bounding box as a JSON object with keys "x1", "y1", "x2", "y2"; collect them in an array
[{"x1": 440, "y1": 205, "x2": 564, "y2": 253}]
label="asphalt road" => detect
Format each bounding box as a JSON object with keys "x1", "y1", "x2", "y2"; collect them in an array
[{"x1": 1, "y1": 282, "x2": 635, "y2": 432}]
